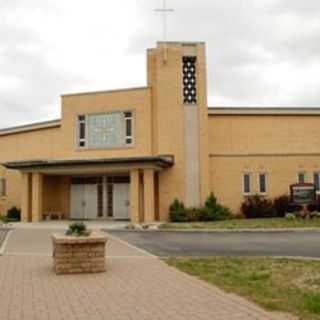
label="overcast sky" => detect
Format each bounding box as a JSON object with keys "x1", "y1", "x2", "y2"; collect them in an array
[{"x1": 1, "y1": 0, "x2": 320, "y2": 128}]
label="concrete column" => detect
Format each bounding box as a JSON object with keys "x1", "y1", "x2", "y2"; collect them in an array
[
  {"x1": 31, "y1": 173, "x2": 43, "y2": 222},
  {"x1": 143, "y1": 168, "x2": 155, "y2": 223},
  {"x1": 21, "y1": 172, "x2": 30, "y2": 222},
  {"x1": 130, "y1": 169, "x2": 140, "y2": 224}
]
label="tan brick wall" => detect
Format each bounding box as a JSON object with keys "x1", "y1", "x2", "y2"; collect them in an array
[{"x1": 208, "y1": 115, "x2": 320, "y2": 213}]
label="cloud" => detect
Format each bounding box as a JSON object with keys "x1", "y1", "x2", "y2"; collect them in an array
[
  {"x1": 1, "y1": 0, "x2": 320, "y2": 129},
  {"x1": 130, "y1": 0, "x2": 320, "y2": 107}
]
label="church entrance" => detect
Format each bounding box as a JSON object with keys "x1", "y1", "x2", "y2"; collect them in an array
[{"x1": 70, "y1": 175, "x2": 130, "y2": 220}]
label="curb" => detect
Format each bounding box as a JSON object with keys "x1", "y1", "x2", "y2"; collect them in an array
[
  {"x1": 108, "y1": 227, "x2": 320, "y2": 233},
  {"x1": 0, "y1": 229, "x2": 14, "y2": 256}
]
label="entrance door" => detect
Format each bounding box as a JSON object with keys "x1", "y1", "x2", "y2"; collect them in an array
[
  {"x1": 71, "y1": 185, "x2": 85, "y2": 219},
  {"x1": 71, "y1": 184, "x2": 98, "y2": 219},
  {"x1": 113, "y1": 183, "x2": 130, "y2": 220},
  {"x1": 84, "y1": 184, "x2": 98, "y2": 219}
]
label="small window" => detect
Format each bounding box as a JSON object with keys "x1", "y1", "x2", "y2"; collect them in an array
[
  {"x1": 124, "y1": 112, "x2": 133, "y2": 145},
  {"x1": 78, "y1": 115, "x2": 86, "y2": 148},
  {"x1": 298, "y1": 172, "x2": 305, "y2": 184},
  {"x1": 0, "y1": 178, "x2": 6, "y2": 197},
  {"x1": 314, "y1": 173, "x2": 320, "y2": 191},
  {"x1": 258, "y1": 173, "x2": 267, "y2": 194},
  {"x1": 243, "y1": 174, "x2": 251, "y2": 194}
]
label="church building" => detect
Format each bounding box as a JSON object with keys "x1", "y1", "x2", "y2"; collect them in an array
[{"x1": 1, "y1": 42, "x2": 320, "y2": 223}]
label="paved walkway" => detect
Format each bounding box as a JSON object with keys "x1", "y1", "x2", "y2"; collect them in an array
[{"x1": 0, "y1": 228, "x2": 294, "y2": 320}]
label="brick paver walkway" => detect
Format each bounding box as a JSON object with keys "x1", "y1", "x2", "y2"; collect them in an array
[{"x1": 0, "y1": 228, "x2": 295, "y2": 320}]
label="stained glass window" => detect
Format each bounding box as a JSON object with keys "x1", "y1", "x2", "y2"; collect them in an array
[{"x1": 77, "y1": 111, "x2": 134, "y2": 149}]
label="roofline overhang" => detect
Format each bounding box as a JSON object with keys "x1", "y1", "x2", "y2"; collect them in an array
[
  {"x1": 208, "y1": 107, "x2": 320, "y2": 116},
  {"x1": 2, "y1": 155, "x2": 174, "y2": 172},
  {"x1": 0, "y1": 119, "x2": 61, "y2": 136}
]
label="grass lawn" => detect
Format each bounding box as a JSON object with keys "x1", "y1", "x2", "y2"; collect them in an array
[
  {"x1": 160, "y1": 217, "x2": 320, "y2": 230},
  {"x1": 166, "y1": 257, "x2": 320, "y2": 320}
]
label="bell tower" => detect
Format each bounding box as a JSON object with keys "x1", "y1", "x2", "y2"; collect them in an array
[{"x1": 147, "y1": 42, "x2": 210, "y2": 217}]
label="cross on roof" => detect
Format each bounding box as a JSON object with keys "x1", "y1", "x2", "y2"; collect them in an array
[{"x1": 155, "y1": 0, "x2": 174, "y2": 62}]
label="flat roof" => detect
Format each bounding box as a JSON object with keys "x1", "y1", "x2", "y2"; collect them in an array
[
  {"x1": 61, "y1": 86, "x2": 150, "y2": 98},
  {"x1": 208, "y1": 107, "x2": 320, "y2": 116},
  {"x1": 2, "y1": 155, "x2": 175, "y2": 170},
  {"x1": 0, "y1": 119, "x2": 61, "y2": 136}
]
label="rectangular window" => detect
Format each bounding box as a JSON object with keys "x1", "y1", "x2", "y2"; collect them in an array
[
  {"x1": 0, "y1": 178, "x2": 6, "y2": 197},
  {"x1": 78, "y1": 115, "x2": 86, "y2": 148},
  {"x1": 243, "y1": 174, "x2": 251, "y2": 195},
  {"x1": 298, "y1": 172, "x2": 305, "y2": 184},
  {"x1": 124, "y1": 112, "x2": 133, "y2": 145},
  {"x1": 258, "y1": 173, "x2": 267, "y2": 194},
  {"x1": 77, "y1": 111, "x2": 134, "y2": 149},
  {"x1": 314, "y1": 173, "x2": 320, "y2": 191}
]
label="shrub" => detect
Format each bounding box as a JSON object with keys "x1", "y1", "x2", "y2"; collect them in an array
[
  {"x1": 169, "y1": 199, "x2": 188, "y2": 222},
  {"x1": 169, "y1": 195, "x2": 232, "y2": 223},
  {"x1": 66, "y1": 222, "x2": 90, "y2": 236},
  {"x1": 7, "y1": 206, "x2": 21, "y2": 221},
  {"x1": 200, "y1": 193, "x2": 232, "y2": 221},
  {"x1": 273, "y1": 195, "x2": 290, "y2": 217},
  {"x1": 285, "y1": 213, "x2": 296, "y2": 221},
  {"x1": 241, "y1": 195, "x2": 275, "y2": 219}
]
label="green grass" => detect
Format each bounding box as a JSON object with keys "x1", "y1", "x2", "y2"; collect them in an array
[
  {"x1": 160, "y1": 217, "x2": 320, "y2": 230},
  {"x1": 166, "y1": 257, "x2": 320, "y2": 320}
]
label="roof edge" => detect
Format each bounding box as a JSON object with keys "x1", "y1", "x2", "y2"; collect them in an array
[
  {"x1": 62, "y1": 86, "x2": 151, "y2": 98},
  {"x1": 0, "y1": 119, "x2": 61, "y2": 136},
  {"x1": 208, "y1": 107, "x2": 320, "y2": 116},
  {"x1": 2, "y1": 155, "x2": 175, "y2": 170}
]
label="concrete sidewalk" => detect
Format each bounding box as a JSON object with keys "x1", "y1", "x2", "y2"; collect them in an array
[{"x1": 0, "y1": 228, "x2": 294, "y2": 320}]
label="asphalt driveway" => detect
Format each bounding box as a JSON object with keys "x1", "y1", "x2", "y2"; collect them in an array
[{"x1": 108, "y1": 230, "x2": 320, "y2": 258}]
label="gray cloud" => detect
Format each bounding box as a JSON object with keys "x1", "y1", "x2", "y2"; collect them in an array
[
  {"x1": 1, "y1": 0, "x2": 320, "y2": 130},
  {"x1": 0, "y1": 1, "x2": 86, "y2": 128},
  {"x1": 130, "y1": 0, "x2": 320, "y2": 106}
]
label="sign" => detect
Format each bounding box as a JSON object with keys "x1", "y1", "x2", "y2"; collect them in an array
[{"x1": 290, "y1": 183, "x2": 316, "y2": 205}]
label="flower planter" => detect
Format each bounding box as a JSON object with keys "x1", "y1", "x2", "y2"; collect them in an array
[{"x1": 52, "y1": 232, "x2": 107, "y2": 275}]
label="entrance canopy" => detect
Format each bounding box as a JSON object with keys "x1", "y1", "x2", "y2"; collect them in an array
[
  {"x1": 2, "y1": 155, "x2": 174, "y2": 224},
  {"x1": 3, "y1": 155, "x2": 174, "y2": 174}
]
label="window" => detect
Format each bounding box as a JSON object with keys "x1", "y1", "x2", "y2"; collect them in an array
[
  {"x1": 77, "y1": 111, "x2": 134, "y2": 149},
  {"x1": 243, "y1": 173, "x2": 251, "y2": 194},
  {"x1": 0, "y1": 178, "x2": 6, "y2": 197},
  {"x1": 124, "y1": 112, "x2": 133, "y2": 145},
  {"x1": 78, "y1": 115, "x2": 86, "y2": 148},
  {"x1": 258, "y1": 173, "x2": 267, "y2": 194},
  {"x1": 183, "y1": 56, "x2": 197, "y2": 104},
  {"x1": 298, "y1": 172, "x2": 305, "y2": 184},
  {"x1": 314, "y1": 173, "x2": 320, "y2": 191}
]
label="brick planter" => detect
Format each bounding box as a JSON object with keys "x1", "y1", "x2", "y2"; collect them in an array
[{"x1": 52, "y1": 232, "x2": 108, "y2": 275}]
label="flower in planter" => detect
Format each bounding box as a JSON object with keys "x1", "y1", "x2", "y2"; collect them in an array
[{"x1": 65, "y1": 222, "x2": 91, "y2": 237}]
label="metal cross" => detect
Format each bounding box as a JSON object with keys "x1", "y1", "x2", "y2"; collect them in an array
[{"x1": 155, "y1": 0, "x2": 174, "y2": 62}]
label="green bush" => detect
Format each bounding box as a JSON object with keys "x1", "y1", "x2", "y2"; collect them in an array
[
  {"x1": 7, "y1": 206, "x2": 21, "y2": 221},
  {"x1": 241, "y1": 195, "x2": 275, "y2": 219},
  {"x1": 201, "y1": 193, "x2": 232, "y2": 221},
  {"x1": 67, "y1": 222, "x2": 90, "y2": 236},
  {"x1": 273, "y1": 195, "x2": 290, "y2": 217},
  {"x1": 169, "y1": 199, "x2": 188, "y2": 222},
  {"x1": 169, "y1": 194, "x2": 232, "y2": 223}
]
